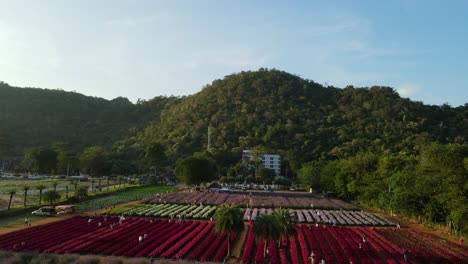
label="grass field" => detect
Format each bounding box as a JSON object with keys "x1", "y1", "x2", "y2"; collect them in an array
[
  {"x1": 75, "y1": 185, "x2": 177, "y2": 211},
  {"x1": 0, "y1": 185, "x2": 178, "y2": 229},
  {"x1": 0, "y1": 178, "x2": 137, "y2": 210}
]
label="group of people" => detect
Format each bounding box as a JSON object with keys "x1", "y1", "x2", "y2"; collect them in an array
[{"x1": 138, "y1": 233, "x2": 148, "y2": 243}]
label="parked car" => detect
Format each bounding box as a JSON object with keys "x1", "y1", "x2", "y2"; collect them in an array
[
  {"x1": 219, "y1": 187, "x2": 231, "y2": 192},
  {"x1": 32, "y1": 206, "x2": 56, "y2": 216}
]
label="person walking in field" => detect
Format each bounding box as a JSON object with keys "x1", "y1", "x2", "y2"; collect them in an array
[
  {"x1": 403, "y1": 248, "x2": 409, "y2": 262},
  {"x1": 139, "y1": 235, "x2": 143, "y2": 244}
]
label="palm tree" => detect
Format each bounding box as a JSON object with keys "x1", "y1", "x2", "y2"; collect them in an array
[
  {"x1": 254, "y1": 214, "x2": 282, "y2": 257},
  {"x1": 273, "y1": 207, "x2": 297, "y2": 240},
  {"x1": 71, "y1": 180, "x2": 79, "y2": 191},
  {"x1": 90, "y1": 179, "x2": 96, "y2": 192},
  {"x1": 250, "y1": 147, "x2": 264, "y2": 180},
  {"x1": 214, "y1": 204, "x2": 245, "y2": 258},
  {"x1": 117, "y1": 176, "x2": 123, "y2": 188},
  {"x1": 75, "y1": 186, "x2": 88, "y2": 202},
  {"x1": 36, "y1": 183, "x2": 45, "y2": 204},
  {"x1": 43, "y1": 190, "x2": 60, "y2": 206},
  {"x1": 51, "y1": 180, "x2": 58, "y2": 192},
  {"x1": 22, "y1": 185, "x2": 30, "y2": 207},
  {"x1": 7, "y1": 189, "x2": 16, "y2": 210}
]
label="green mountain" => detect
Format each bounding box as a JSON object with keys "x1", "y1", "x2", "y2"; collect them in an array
[
  {"x1": 136, "y1": 69, "x2": 466, "y2": 166},
  {"x1": 0, "y1": 81, "x2": 177, "y2": 154}
]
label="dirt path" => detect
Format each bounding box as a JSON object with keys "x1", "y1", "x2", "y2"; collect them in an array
[
  {"x1": 81, "y1": 200, "x2": 141, "y2": 216},
  {"x1": 371, "y1": 210, "x2": 465, "y2": 246},
  {"x1": 230, "y1": 223, "x2": 251, "y2": 262}
]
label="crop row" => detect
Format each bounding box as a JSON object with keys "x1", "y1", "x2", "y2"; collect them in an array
[
  {"x1": 0, "y1": 216, "x2": 233, "y2": 262},
  {"x1": 0, "y1": 216, "x2": 464, "y2": 263},
  {"x1": 243, "y1": 208, "x2": 394, "y2": 226},
  {"x1": 107, "y1": 204, "x2": 217, "y2": 219},
  {"x1": 144, "y1": 191, "x2": 357, "y2": 209},
  {"x1": 240, "y1": 224, "x2": 466, "y2": 264}
]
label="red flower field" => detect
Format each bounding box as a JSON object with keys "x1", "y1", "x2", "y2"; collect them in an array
[{"x1": 0, "y1": 216, "x2": 466, "y2": 263}]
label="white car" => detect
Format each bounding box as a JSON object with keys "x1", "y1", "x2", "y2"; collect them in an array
[{"x1": 32, "y1": 206, "x2": 56, "y2": 216}]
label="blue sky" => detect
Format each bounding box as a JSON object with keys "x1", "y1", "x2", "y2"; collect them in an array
[{"x1": 0, "y1": 0, "x2": 467, "y2": 106}]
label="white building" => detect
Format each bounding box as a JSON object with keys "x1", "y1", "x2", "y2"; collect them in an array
[{"x1": 242, "y1": 150, "x2": 281, "y2": 176}]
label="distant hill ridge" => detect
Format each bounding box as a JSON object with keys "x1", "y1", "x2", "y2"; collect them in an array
[{"x1": 0, "y1": 69, "x2": 466, "y2": 160}]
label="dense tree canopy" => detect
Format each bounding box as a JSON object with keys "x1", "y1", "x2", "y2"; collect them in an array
[
  {"x1": 20, "y1": 147, "x2": 58, "y2": 174},
  {"x1": 176, "y1": 154, "x2": 217, "y2": 185},
  {"x1": 79, "y1": 146, "x2": 108, "y2": 176},
  {"x1": 0, "y1": 81, "x2": 178, "y2": 154}
]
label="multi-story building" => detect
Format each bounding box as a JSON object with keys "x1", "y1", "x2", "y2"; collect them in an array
[{"x1": 242, "y1": 150, "x2": 281, "y2": 176}]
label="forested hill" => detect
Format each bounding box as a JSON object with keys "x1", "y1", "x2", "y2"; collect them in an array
[
  {"x1": 0, "y1": 81, "x2": 178, "y2": 154},
  {"x1": 1, "y1": 69, "x2": 466, "y2": 161},
  {"x1": 136, "y1": 69, "x2": 466, "y2": 167}
]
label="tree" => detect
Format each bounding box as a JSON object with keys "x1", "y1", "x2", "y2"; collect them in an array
[
  {"x1": 36, "y1": 183, "x2": 45, "y2": 204},
  {"x1": 116, "y1": 176, "x2": 123, "y2": 188},
  {"x1": 79, "y1": 146, "x2": 108, "y2": 176},
  {"x1": 7, "y1": 189, "x2": 16, "y2": 210},
  {"x1": 51, "y1": 180, "x2": 59, "y2": 192},
  {"x1": 145, "y1": 142, "x2": 167, "y2": 169},
  {"x1": 254, "y1": 214, "x2": 281, "y2": 257},
  {"x1": 176, "y1": 155, "x2": 217, "y2": 185},
  {"x1": 75, "y1": 186, "x2": 88, "y2": 202},
  {"x1": 90, "y1": 179, "x2": 96, "y2": 192},
  {"x1": 299, "y1": 161, "x2": 323, "y2": 191},
  {"x1": 0, "y1": 133, "x2": 13, "y2": 160},
  {"x1": 257, "y1": 168, "x2": 276, "y2": 183},
  {"x1": 214, "y1": 204, "x2": 245, "y2": 258},
  {"x1": 249, "y1": 146, "x2": 264, "y2": 179},
  {"x1": 22, "y1": 185, "x2": 30, "y2": 207},
  {"x1": 273, "y1": 207, "x2": 296, "y2": 239},
  {"x1": 70, "y1": 180, "x2": 79, "y2": 191},
  {"x1": 53, "y1": 142, "x2": 78, "y2": 176},
  {"x1": 21, "y1": 147, "x2": 58, "y2": 174},
  {"x1": 43, "y1": 190, "x2": 60, "y2": 205}
]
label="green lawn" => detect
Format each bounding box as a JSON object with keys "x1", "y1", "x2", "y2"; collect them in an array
[
  {"x1": 0, "y1": 178, "x2": 139, "y2": 210},
  {"x1": 0, "y1": 215, "x2": 44, "y2": 228},
  {"x1": 75, "y1": 185, "x2": 178, "y2": 211}
]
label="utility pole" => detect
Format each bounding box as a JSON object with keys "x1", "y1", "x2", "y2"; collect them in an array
[
  {"x1": 207, "y1": 126, "x2": 212, "y2": 153},
  {"x1": 66, "y1": 161, "x2": 70, "y2": 179}
]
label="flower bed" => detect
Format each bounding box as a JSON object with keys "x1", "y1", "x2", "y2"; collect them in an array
[
  {"x1": 0, "y1": 216, "x2": 461, "y2": 263},
  {"x1": 242, "y1": 208, "x2": 393, "y2": 226},
  {"x1": 107, "y1": 204, "x2": 216, "y2": 219}
]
